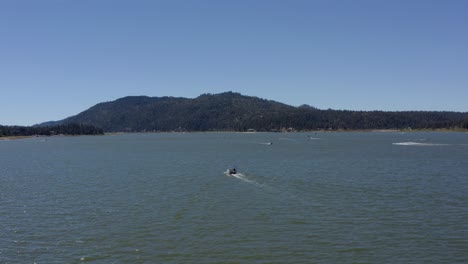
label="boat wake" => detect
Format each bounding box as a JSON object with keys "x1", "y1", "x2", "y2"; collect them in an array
[
  {"x1": 224, "y1": 170, "x2": 261, "y2": 186},
  {"x1": 392, "y1": 142, "x2": 449, "y2": 146}
]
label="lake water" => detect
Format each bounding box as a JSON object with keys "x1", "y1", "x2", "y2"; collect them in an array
[{"x1": 1, "y1": 132, "x2": 467, "y2": 263}]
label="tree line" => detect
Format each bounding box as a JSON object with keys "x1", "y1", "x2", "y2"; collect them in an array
[{"x1": 0, "y1": 123, "x2": 104, "y2": 137}]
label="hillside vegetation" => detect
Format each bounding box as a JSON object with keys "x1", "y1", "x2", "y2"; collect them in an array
[
  {"x1": 39, "y1": 92, "x2": 468, "y2": 132},
  {"x1": 0, "y1": 123, "x2": 103, "y2": 137}
]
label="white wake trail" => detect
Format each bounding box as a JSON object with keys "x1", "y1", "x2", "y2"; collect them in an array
[
  {"x1": 392, "y1": 142, "x2": 449, "y2": 146},
  {"x1": 224, "y1": 171, "x2": 262, "y2": 186}
]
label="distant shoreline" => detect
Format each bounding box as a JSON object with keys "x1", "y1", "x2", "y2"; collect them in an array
[
  {"x1": 106, "y1": 128, "x2": 468, "y2": 134},
  {"x1": 2, "y1": 128, "x2": 467, "y2": 140},
  {"x1": 0, "y1": 136, "x2": 37, "y2": 140},
  {"x1": 0, "y1": 134, "x2": 103, "y2": 141}
]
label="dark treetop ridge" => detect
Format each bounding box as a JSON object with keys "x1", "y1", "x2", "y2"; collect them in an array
[{"x1": 1, "y1": 123, "x2": 104, "y2": 137}]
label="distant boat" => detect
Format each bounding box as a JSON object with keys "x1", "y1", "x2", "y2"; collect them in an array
[{"x1": 225, "y1": 168, "x2": 242, "y2": 176}]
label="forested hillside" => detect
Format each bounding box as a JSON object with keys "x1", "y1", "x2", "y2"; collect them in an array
[{"x1": 39, "y1": 92, "x2": 468, "y2": 132}]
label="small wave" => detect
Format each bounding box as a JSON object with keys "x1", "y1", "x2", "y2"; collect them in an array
[
  {"x1": 251, "y1": 141, "x2": 272, "y2": 145},
  {"x1": 392, "y1": 142, "x2": 448, "y2": 146}
]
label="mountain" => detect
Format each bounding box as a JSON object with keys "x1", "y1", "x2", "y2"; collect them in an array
[{"x1": 39, "y1": 92, "x2": 468, "y2": 132}]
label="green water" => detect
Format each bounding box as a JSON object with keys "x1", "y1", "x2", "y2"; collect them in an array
[{"x1": 1, "y1": 132, "x2": 467, "y2": 263}]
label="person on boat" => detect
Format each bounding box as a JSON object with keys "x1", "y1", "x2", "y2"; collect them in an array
[{"x1": 229, "y1": 168, "x2": 237, "y2": 175}]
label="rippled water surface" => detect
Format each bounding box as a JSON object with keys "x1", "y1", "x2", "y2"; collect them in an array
[{"x1": 1, "y1": 132, "x2": 467, "y2": 263}]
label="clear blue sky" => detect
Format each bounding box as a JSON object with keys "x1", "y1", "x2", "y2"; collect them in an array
[{"x1": 1, "y1": 0, "x2": 467, "y2": 126}]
